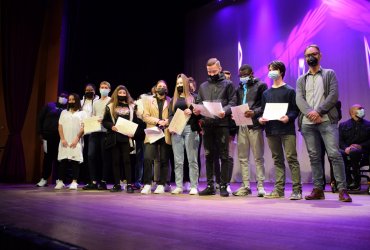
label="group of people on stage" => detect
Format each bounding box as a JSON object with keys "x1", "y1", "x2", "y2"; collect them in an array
[{"x1": 36, "y1": 44, "x2": 370, "y2": 202}]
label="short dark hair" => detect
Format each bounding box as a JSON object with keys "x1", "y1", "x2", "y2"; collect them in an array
[
  {"x1": 239, "y1": 64, "x2": 253, "y2": 76},
  {"x1": 268, "y1": 60, "x2": 286, "y2": 79},
  {"x1": 304, "y1": 44, "x2": 321, "y2": 54}
]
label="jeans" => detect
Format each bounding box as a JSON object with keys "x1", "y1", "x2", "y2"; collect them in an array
[
  {"x1": 202, "y1": 126, "x2": 230, "y2": 186},
  {"x1": 171, "y1": 125, "x2": 200, "y2": 189},
  {"x1": 88, "y1": 132, "x2": 111, "y2": 182},
  {"x1": 237, "y1": 127, "x2": 265, "y2": 188},
  {"x1": 301, "y1": 121, "x2": 347, "y2": 190},
  {"x1": 266, "y1": 134, "x2": 302, "y2": 193}
]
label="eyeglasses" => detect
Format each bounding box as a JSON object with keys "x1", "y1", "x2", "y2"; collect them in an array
[{"x1": 304, "y1": 52, "x2": 320, "y2": 58}]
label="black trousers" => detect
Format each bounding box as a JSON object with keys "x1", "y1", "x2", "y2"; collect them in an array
[
  {"x1": 41, "y1": 133, "x2": 60, "y2": 181},
  {"x1": 143, "y1": 138, "x2": 170, "y2": 185},
  {"x1": 111, "y1": 141, "x2": 132, "y2": 185},
  {"x1": 202, "y1": 126, "x2": 230, "y2": 186},
  {"x1": 88, "y1": 132, "x2": 112, "y2": 183},
  {"x1": 59, "y1": 159, "x2": 80, "y2": 181}
]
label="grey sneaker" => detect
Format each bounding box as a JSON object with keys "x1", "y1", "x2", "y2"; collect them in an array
[
  {"x1": 257, "y1": 187, "x2": 266, "y2": 197},
  {"x1": 232, "y1": 187, "x2": 252, "y2": 196},
  {"x1": 289, "y1": 191, "x2": 302, "y2": 200},
  {"x1": 264, "y1": 190, "x2": 284, "y2": 199}
]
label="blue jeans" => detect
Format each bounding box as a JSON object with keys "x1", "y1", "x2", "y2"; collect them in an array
[
  {"x1": 301, "y1": 121, "x2": 347, "y2": 190},
  {"x1": 171, "y1": 125, "x2": 200, "y2": 189}
]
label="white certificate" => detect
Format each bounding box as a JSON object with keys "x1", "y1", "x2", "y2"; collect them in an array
[
  {"x1": 115, "y1": 117, "x2": 138, "y2": 137},
  {"x1": 262, "y1": 103, "x2": 289, "y2": 120},
  {"x1": 192, "y1": 103, "x2": 214, "y2": 118},
  {"x1": 203, "y1": 101, "x2": 224, "y2": 117},
  {"x1": 83, "y1": 116, "x2": 101, "y2": 134},
  {"x1": 144, "y1": 126, "x2": 165, "y2": 144},
  {"x1": 231, "y1": 104, "x2": 253, "y2": 126},
  {"x1": 168, "y1": 109, "x2": 190, "y2": 135}
]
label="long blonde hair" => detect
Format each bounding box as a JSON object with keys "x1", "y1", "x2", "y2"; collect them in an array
[{"x1": 172, "y1": 73, "x2": 194, "y2": 111}]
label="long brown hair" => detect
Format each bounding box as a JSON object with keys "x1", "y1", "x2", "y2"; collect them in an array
[
  {"x1": 172, "y1": 73, "x2": 194, "y2": 111},
  {"x1": 110, "y1": 85, "x2": 134, "y2": 120}
]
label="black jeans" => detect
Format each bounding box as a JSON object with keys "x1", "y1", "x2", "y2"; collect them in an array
[
  {"x1": 41, "y1": 133, "x2": 60, "y2": 180},
  {"x1": 111, "y1": 141, "x2": 132, "y2": 185},
  {"x1": 88, "y1": 132, "x2": 112, "y2": 183},
  {"x1": 202, "y1": 126, "x2": 230, "y2": 186},
  {"x1": 143, "y1": 138, "x2": 170, "y2": 185}
]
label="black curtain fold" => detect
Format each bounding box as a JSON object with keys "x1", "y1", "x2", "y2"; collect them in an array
[{"x1": 0, "y1": 0, "x2": 46, "y2": 182}]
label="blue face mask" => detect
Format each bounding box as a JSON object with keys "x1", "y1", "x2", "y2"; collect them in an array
[
  {"x1": 268, "y1": 70, "x2": 280, "y2": 80},
  {"x1": 356, "y1": 109, "x2": 365, "y2": 118},
  {"x1": 100, "y1": 88, "x2": 110, "y2": 97},
  {"x1": 240, "y1": 76, "x2": 250, "y2": 85}
]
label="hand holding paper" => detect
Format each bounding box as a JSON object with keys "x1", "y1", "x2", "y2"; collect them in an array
[
  {"x1": 115, "y1": 117, "x2": 138, "y2": 137},
  {"x1": 262, "y1": 103, "x2": 288, "y2": 120},
  {"x1": 231, "y1": 104, "x2": 253, "y2": 126}
]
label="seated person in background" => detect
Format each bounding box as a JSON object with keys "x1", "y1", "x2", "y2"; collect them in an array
[{"x1": 339, "y1": 104, "x2": 370, "y2": 191}]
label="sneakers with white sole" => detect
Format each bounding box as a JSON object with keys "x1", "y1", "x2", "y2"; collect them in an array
[
  {"x1": 154, "y1": 185, "x2": 165, "y2": 194},
  {"x1": 69, "y1": 182, "x2": 78, "y2": 190},
  {"x1": 36, "y1": 178, "x2": 47, "y2": 187},
  {"x1": 189, "y1": 188, "x2": 198, "y2": 195},
  {"x1": 257, "y1": 187, "x2": 266, "y2": 197},
  {"x1": 171, "y1": 187, "x2": 183, "y2": 194},
  {"x1": 55, "y1": 180, "x2": 65, "y2": 190},
  {"x1": 227, "y1": 185, "x2": 232, "y2": 194},
  {"x1": 141, "y1": 184, "x2": 152, "y2": 194}
]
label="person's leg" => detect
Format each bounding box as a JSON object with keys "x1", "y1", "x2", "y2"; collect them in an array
[
  {"x1": 236, "y1": 126, "x2": 251, "y2": 190},
  {"x1": 266, "y1": 135, "x2": 285, "y2": 196},
  {"x1": 184, "y1": 126, "x2": 200, "y2": 190},
  {"x1": 143, "y1": 143, "x2": 156, "y2": 185},
  {"x1": 282, "y1": 135, "x2": 302, "y2": 193},
  {"x1": 171, "y1": 131, "x2": 185, "y2": 189},
  {"x1": 250, "y1": 129, "x2": 265, "y2": 188},
  {"x1": 217, "y1": 127, "x2": 230, "y2": 197}
]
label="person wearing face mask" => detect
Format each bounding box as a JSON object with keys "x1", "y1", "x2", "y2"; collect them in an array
[
  {"x1": 141, "y1": 80, "x2": 172, "y2": 194},
  {"x1": 80, "y1": 83, "x2": 100, "y2": 185},
  {"x1": 193, "y1": 58, "x2": 237, "y2": 197},
  {"x1": 55, "y1": 93, "x2": 87, "y2": 190},
  {"x1": 83, "y1": 81, "x2": 112, "y2": 191},
  {"x1": 232, "y1": 64, "x2": 268, "y2": 197},
  {"x1": 36, "y1": 91, "x2": 69, "y2": 187},
  {"x1": 168, "y1": 73, "x2": 201, "y2": 195},
  {"x1": 257, "y1": 60, "x2": 302, "y2": 200},
  {"x1": 102, "y1": 85, "x2": 139, "y2": 193},
  {"x1": 339, "y1": 104, "x2": 370, "y2": 191},
  {"x1": 296, "y1": 44, "x2": 352, "y2": 202}
]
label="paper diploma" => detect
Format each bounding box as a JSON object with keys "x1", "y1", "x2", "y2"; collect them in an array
[
  {"x1": 144, "y1": 126, "x2": 165, "y2": 144},
  {"x1": 192, "y1": 103, "x2": 213, "y2": 118},
  {"x1": 231, "y1": 104, "x2": 253, "y2": 126},
  {"x1": 168, "y1": 109, "x2": 190, "y2": 135},
  {"x1": 203, "y1": 101, "x2": 223, "y2": 117},
  {"x1": 115, "y1": 117, "x2": 138, "y2": 137},
  {"x1": 83, "y1": 116, "x2": 101, "y2": 134},
  {"x1": 262, "y1": 103, "x2": 289, "y2": 120}
]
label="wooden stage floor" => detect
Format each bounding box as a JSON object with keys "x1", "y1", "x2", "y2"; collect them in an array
[{"x1": 0, "y1": 182, "x2": 370, "y2": 250}]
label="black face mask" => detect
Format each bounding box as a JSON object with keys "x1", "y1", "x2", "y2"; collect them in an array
[
  {"x1": 177, "y1": 86, "x2": 184, "y2": 93},
  {"x1": 307, "y1": 56, "x2": 318, "y2": 67},
  {"x1": 85, "y1": 91, "x2": 94, "y2": 99},
  {"x1": 209, "y1": 74, "x2": 220, "y2": 82},
  {"x1": 68, "y1": 103, "x2": 76, "y2": 109},
  {"x1": 118, "y1": 96, "x2": 127, "y2": 102},
  {"x1": 157, "y1": 88, "x2": 166, "y2": 96}
]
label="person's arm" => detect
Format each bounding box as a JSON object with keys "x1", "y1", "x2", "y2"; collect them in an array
[
  {"x1": 317, "y1": 70, "x2": 338, "y2": 115},
  {"x1": 285, "y1": 88, "x2": 299, "y2": 122},
  {"x1": 143, "y1": 98, "x2": 161, "y2": 125},
  {"x1": 296, "y1": 76, "x2": 312, "y2": 115},
  {"x1": 37, "y1": 105, "x2": 48, "y2": 139},
  {"x1": 102, "y1": 106, "x2": 115, "y2": 130},
  {"x1": 338, "y1": 122, "x2": 347, "y2": 150},
  {"x1": 222, "y1": 83, "x2": 237, "y2": 116}
]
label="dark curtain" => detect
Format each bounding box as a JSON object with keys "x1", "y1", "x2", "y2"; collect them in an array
[{"x1": 0, "y1": 0, "x2": 46, "y2": 182}]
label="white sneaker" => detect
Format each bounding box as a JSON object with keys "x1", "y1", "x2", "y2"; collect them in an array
[
  {"x1": 154, "y1": 185, "x2": 165, "y2": 194},
  {"x1": 36, "y1": 178, "x2": 47, "y2": 187},
  {"x1": 257, "y1": 187, "x2": 266, "y2": 197},
  {"x1": 171, "y1": 187, "x2": 183, "y2": 194},
  {"x1": 120, "y1": 180, "x2": 127, "y2": 190},
  {"x1": 183, "y1": 182, "x2": 191, "y2": 192},
  {"x1": 69, "y1": 182, "x2": 78, "y2": 190},
  {"x1": 189, "y1": 187, "x2": 198, "y2": 195},
  {"x1": 141, "y1": 184, "x2": 151, "y2": 194},
  {"x1": 54, "y1": 180, "x2": 65, "y2": 190},
  {"x1": 227, "y1": 185, "x2": 232, "y2": 194}
]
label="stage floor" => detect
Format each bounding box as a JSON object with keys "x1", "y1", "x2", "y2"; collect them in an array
[{"x1": 0, "y1": 182, "x2": 369, "y2": 250}]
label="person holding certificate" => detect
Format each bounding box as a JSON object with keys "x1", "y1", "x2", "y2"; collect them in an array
[
  {"x1": 168, "y1": 73, "x2": 201, "y2": 195},
  {"x1": 102, "y1": 85, "x2": 138, "y2": 193},
  {"x1": 193, "y1": 58, "x2": 237, "y2": 197},
  {"x1": 257, "y1": 60, "x2": 302, "y2": 200},
  {"x1": 232, "y1": 64, "x2": 268, "y2": 197}
]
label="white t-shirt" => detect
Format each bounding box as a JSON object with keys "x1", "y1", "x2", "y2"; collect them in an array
[
  {"x1": 93, "y1": 97, "x2": 111, "y2": 132},
  {"x1": 57, "y1": 109, "x2": 87, "y2": 163}
]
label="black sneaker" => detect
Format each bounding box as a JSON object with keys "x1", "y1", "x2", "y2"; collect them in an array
[
  {"x1": 82, "y1": 183, "x2": 98, "y2": 190},
  {"x1": 110, "y1": 184, "x2": 122, "y2": 192},
  {"x1": 98, "y1": 182, "x2": 108, "y2": 190},
  {"x1": 199, "y1": 185, "x2": 216, "y2": 196},
  {"x1": 220, "y1": 185, "x2": 229, "y2": 197},
  {"x1": 126, "y1": 184, "x2": 134, "y2": 193}
]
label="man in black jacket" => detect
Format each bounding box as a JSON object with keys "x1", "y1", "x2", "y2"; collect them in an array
[
  {"x1": 232, "y1": 64, "x2": 268, "y2": 197},
  {"x1": 36, "y1": 91, "x2": 68, "y2": 187},
  {"x1": 193, "y1": 58, "x2": 236, "y2": 197},
  {"x1": 339, "y1": 104, "x2": 370, "y2": 191}
]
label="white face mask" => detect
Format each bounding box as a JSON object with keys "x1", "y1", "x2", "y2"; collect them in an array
[
  {"x1": 268, "y1": 70, "x2": 280, "y2": 80},
  {"x1": 356, "y1": 109, "x2": 365, "y2": 118},
  {"x1": 58, "y1": 97, "x2": 68, "y2": 105}
]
